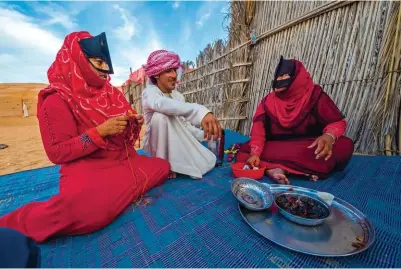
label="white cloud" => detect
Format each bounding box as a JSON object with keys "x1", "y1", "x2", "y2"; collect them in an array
[
  {"x1": 0, "y1": 3, "x2": 155, "y2": 85},
  {"x1": 172, "y1": 1, "x2": 180, "y2": 9},
  {"x1": 0, "y1": 61, "x2": 50, "y2": 83},
  {"x1": 181, "y1": 23, "x2": 192, "y2": 44},
  {"x1": 220, "y1": 5, "x2": 229, "y2": 14},
  {"x1": 34, "y1": 3, "x2": 78, "y2": 30},
  {"x1": 0, "y1": 6, "x2": 64, "y2": 83},
  {"x1": 114, "y1": 27, "x2": 163, "y2": 87},
  {"x1": 0, "y1": 7, "x2": 63, "y2": 55},
  {"x1": 113, "y1": 4, "x2": 137, "y2": 41},
  {"x1": 0, "y1": 1, "x2": 227, "y2": 85},
  {"x1": 110, "y1": 19, "x2": 161, "y2": 86},
  {"x1": 196, "y1": 1, "x2": 224, "y2": 28},
  {"x1": 0, "y1": 53, "x2": 17, "y2": 64},
  {"x1": 120, "y1": 36, "x2": 163, "y2": 72},
  {"x1": 196, "y1": 12, "x2": 211, "y2": 27},
  {"x1": 110, "y1": 66, "x2": 129, "y2": 87}
]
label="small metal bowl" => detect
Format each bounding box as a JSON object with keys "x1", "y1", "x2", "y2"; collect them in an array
[
  {"x1": 231, "y1": 177, "x2": 273, "y2": 211},
  {"x1": 274, "y1": 192, "x2": 331, "y2": 226}
]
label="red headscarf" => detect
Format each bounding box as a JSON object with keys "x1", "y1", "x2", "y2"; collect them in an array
[
  {"x1": 38, "y1": 31, "x2": 139, "y2": 150},
  {"x1": 261, "y1": 60, "x2": 322, "y2": 129}
]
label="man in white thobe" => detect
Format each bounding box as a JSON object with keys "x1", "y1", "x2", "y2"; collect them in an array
[{"x1": 142, "y1": 50, "x2": 222, "y2": 179}]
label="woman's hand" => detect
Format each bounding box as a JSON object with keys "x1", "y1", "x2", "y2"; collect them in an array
[
  {"x1": 201, "y1": 112, "x2": 222, "y2": 140},
  {"x1": 133, "y1": 114, "x2": 144, "y2": 126},
  {"x1": 247, "y1": 155, "x2": 261, "y2": 168},
  {"x1": 307, "y1": 133, "x2": 335, "y2": 160},
  {"x1": 96, "y1": 115, "x2": 129, "y2": 137}
]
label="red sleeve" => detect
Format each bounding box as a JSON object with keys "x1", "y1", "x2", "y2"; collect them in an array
[
  {"x1": 38, "y1": 94, "x2": 105, "y2": 164},
  {"x1": 249, "y1": 101, "x2": 267, "y2": 157},
  {"x1": 323, "y1": 119, "x2": 346, "y2": 139},
  {"x1": 315, "y1": 92, "x2": 347, "y2": 139}
]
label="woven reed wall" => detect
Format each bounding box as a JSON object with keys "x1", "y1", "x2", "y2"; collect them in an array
[
  {"x1": 178, "y1": 0, "x2": 252, "y2": 130},
  {"x1": 123, "y1": 82, "x2": 145, "y2": 114},
  {"x1": 178, "y1": 0, "x2": 401, "y2": 155}
]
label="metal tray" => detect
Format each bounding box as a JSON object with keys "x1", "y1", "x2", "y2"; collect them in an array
[{"x1": 238, "y1": 184, "x2": 375, "y2": 257}]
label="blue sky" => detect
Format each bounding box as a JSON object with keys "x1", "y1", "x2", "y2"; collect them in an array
[{"x1": 0, "y1": 1, "x2": 230, "y2": 86}]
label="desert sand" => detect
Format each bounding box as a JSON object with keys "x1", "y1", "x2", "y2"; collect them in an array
[
  {"x1": 0, "y1": 116, "x2": 53, "y2": 176},
  {"x1": 0, "y1": 83, "x2": 144, "y2": 176}
]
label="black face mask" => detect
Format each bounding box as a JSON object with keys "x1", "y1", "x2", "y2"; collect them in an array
[
  {"x1": 271, "y1": 56, "x2": 296, "y2": 90},
  {"x1": 79, "y1": 32, "x2": 114, "y2": 74}
]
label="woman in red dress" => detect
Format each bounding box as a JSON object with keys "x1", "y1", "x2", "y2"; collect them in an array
[
  {"x1": 0, "y1": 31, "x2": 170, "y2": 242},
  {"x1": 237, "y1": 56, "x2": 354, "y2": 184}
]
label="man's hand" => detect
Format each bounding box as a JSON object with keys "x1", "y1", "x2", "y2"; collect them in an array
[
  {"x1": 247, "y1": 155, "x2": 260, "y2": 168},
  {"x1": 201, "y1": 112, "x2": 222, "y2": 140},
  {"x1": 307, "y1": 133, "x2": 335, "y2": 161},
  {"x1": 96, "y1": 116, "x2": 129, "y2": 137}
]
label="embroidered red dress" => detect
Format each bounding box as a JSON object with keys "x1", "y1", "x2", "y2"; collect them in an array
[
  {"x1": 237, "y1": 61, "x2": 354, "y2": 178},
  {"x1": 0, "y1": 32, "x2": 170, "y2": 242}
]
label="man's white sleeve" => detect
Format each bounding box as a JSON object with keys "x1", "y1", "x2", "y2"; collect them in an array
[{"x1": 142, "y1": 88, "x2": 210, "y2": 126}]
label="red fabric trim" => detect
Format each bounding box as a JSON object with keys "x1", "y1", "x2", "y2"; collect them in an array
[
  {"x1": 324, "y1": 119, "x2": 346, "y2": 139},
  {"x1": 249, "y1": 119, "x2": 265, "y2": 157},
  {"x1": 86, "y1": 127, "x2": 107, "y2": 148}
]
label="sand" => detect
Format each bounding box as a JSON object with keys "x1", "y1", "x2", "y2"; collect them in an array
[
  {"x1": 0, "y1": 116, "x2": 53, "y2": 176},
  {"x1": 0, "y1": 83, "x2": 144, "y2": 176}
]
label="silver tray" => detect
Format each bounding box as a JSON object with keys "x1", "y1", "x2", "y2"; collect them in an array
[{"x1": 239, "y1": 184, "x2": 375, "y2": 257}]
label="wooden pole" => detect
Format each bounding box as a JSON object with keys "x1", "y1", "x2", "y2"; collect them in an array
[{"x1": 384, "y1": 4, "x2": 401, "y2": 156}]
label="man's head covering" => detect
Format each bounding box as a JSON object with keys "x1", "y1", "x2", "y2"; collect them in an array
[
  {"x1": 143, "y1": 50, "x2": 182, "y2": 79},
  {"x1": 79, "y1": 32, "x2": 114, "y2": 74},
  {"x1": 271, "y1": 55, "x2": 296, "y2": 90},
  {"x1": 38, "y1": 31, "x2": 140, "y2": 150}
]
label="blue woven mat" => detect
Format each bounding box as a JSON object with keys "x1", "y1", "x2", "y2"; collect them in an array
[{"x1": 0, "y1": 131, "x2": 400, "y2": 267}]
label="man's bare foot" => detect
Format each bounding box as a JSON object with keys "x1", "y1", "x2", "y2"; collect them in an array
[
  {"x1": 168, "y1": 171, "x2": 176, "y2": 179},
  {"x1": 266, "y1": 168, "x2": 290, "y2": 185}
]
